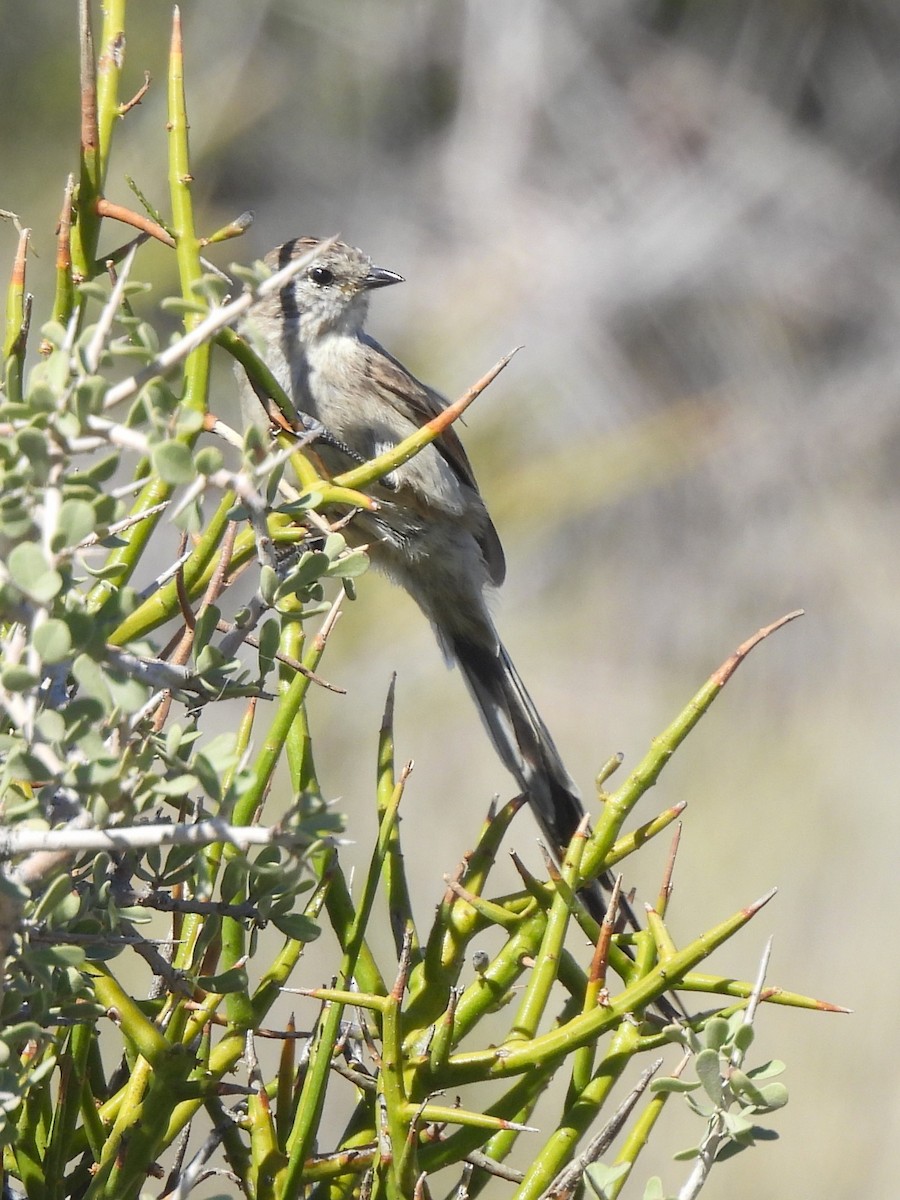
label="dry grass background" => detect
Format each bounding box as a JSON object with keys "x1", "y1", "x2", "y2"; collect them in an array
[{"x1": 4, "y1": 1, "x2": 900, "y2": 1195}]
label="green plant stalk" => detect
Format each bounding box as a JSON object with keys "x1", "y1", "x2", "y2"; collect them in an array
[
  {"x1": 12, "y1": 1065, "x2": 49, "y2": 1200},
  {"x1": 319, "y1": 856, "x2": 388, "y2": 998},
  {"x1": 514, "y1": 1021, "x2": 642, "y2": 1200},
  {"x1": 507, "y1": 831, "x2": 586, "y2": 1042},
  {"x1": 446, "y1": 892, "x2": 772, "y2": 1085},
  {"x1": 331, "y1": 349, "x2": 516, "y2": 494},
  {"x1": 607, "y1": 1081, "x2": 676, "y2": 1199},
  {"x1": 85, "y1": 475, "x2": 175, "y2": 617},
  {"x1": 84, "y1": 7, "x2": 213, "y2": 624},
  {"x1": 583, "y1": 616, "x2": 800, "y2": 884},
  {"x1": 248, "y1": 1067, "x2": 287, "y2": 1200},
  {"x1": 418, "y1": 1063, "x2": 557, "y2": 1175},
  {"x1": 43, "y1": 1029, "x2": 89, "y2": 1199},
  {"x1": 70, "y1": 0, "x2": 102, "y2": 281},
  {"x1": 568, "y1": 924, "x2": 612, "y2": 1101},
  {"x1": 304, "y1": 1128, "x2": 378, "y2": 1191},
  {"x1": 83, "y1": 962, "x2": 169, "y2": 1064},
  {"x1": 105, "y1": 488, "x2": 237, "y2": 635},
  {"x1": 96, "y1": 0, "x2": 127, "y2": 172},
  {"x1": 50, "y1": 177, "x2": 76, "y2": 330},
  {"x1": 171, "y1": 690, "x2": 257, "y2": 976},
  {"x1": 472, "y1": 1087, "x2": 545, "y2": 1199},
  {"x1": 176, "y1": 986, "x2": 229, "y2": 1053},
  {"x1": 376, "y1": 678, "x2": 420, "y2": 963},
  {"x1": 167, "y1": 8, "x2": 203, "y2": 314},
  {"x1": 218, "y1": 326, "x2": 303, "y2": 434},
  {"x1": 87, "y1": 1053, "x2": 199, "y2": 1200},
  {"x1": 674, "y1": 973, "x2": 835, "y2": 1010},
  {"x1": 279, "y1": 786, "x2": 406, "y2": 1199},
  {"x1": 291, "y1": 985, "x2": 388, "y2": 1014},
  {"x1": 82, "y1": 1054, "x2": 153, "y2": 1200},
  {"x1": 604, "y1": 803, "x2": 685, "y2": 869},
  {"x1": 379, "y1": 975, "x2": 415, "y2": 1199},
  {"x1": 75, "y1": 1031, "x2": 108, "y2": 1162},
  {"x1": 3, "y1": 227, "x2": 28, "y2": 402},
  {"x1": 433, "y1": 904, "x2": 548, "y2": 1051},
  {"x1": 425, "y1": 987, "x2": 459, "y2": 1077},
  {"x1": 645, "y1": 905, "x2": 678, "y2": 962},
  {"x1": 403, "y1": 799, "x2": 526, "y2": 1030},
  {"x1": 281, "y1": 614, "x2": 311, "y2": 789},
  {"x1": 275, "y1": 1015, "x2": 297, "y2": 1151},
  {"x1": 79, "y1": 1076, "x2": 105, "y2": 1161}
]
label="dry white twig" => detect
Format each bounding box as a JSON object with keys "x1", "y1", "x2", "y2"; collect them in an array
[{"x1": 2, "y1": 818, "x2": 318, "y2": 860}]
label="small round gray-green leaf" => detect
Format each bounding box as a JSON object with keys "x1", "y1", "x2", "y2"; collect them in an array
[
  {"x1": 72, "y1": 654, "x2": 112, "y2": 706},
  {"x1": 756, "y1": 1082, "x2": 789, "y2": 1111},
  {"x1": 649, "y1": 1077, "x2": 700, "y2": 1095},
  {"x1": 28, "y1": 945, "x2": 86, "y2": 969},
  {"x1": 270, "y1": 912, "x2": 321, "y2": 943},
  {"x1": 193, "y1": 604, "x2": 220, "y2": 656},
  {"x1": 672, "y1": 1147, "x2": 701, "y2": 1163},
  {"x1": 8, "y1": 542, "x2": 61, "y2": 602},
  {"x1": 729, "y1": 1068, "x2": 769, "y2": 1107},
  {"x1": 747, "y1": 1059, "x2": 785, "y2": 1081},
  {"x1": 197, "y1": 966, "x2": 248, "y2": 994},
  {"x1": 55, "y1": 499, "x2": 97, "y2": 548},
  {"x1": 732, "y1": 1022, "x2": 755, "y2": 1055},
  {"x1": 257, "y1": 617, "x2": 279, "y2": 678},
  {"x1": 15, "y1": 428, "x2": 50, "y2": 480},
  {"x1": 326, "y1": 548, "x2": 368, "y2": 579},
  {"x1": 259, "y1": 564, "x2": 279, "y2": 606},
  {"x1": 1, "y1": 666, "x2": 38, "y2": 693},
  {"x1": 703, "y1": 1016, "x2": 730, "y2": 1051},
  {"x1": 695, "y1": 1048, "x2": 725, "y2": 1106},
  {"x1": 641, "y1": 1178, "x2": 667, "y2": 1200},
  {"x1": 151, "y1": 440, "x2": 196, "y2": 485},
  {"x1": 194, "y1": 446, "x2": 224, "y2": 476},
  {"x1": 33, "y1": 619, "x2": 72, "y2": 664},
  {"x1": 584, "y1": 1162, "x2": 629, "y2": 1200}
]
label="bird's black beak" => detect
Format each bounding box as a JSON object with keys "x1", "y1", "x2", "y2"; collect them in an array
[{"x1": 364, "y1": 265, "x2": 404, "y2": 289}]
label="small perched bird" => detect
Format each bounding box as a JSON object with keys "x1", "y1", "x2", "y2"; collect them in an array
[{"x1": 241, "y1": 236, "x2": 598, "y2": 900}]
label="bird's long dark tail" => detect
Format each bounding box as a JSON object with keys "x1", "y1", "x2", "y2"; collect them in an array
[{"x1": 449, "y1": 631, "x2": 610, "y2": 917}]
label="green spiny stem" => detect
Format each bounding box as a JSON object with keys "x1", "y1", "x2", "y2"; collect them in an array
[
  {"x1": 604, "y1": 802, "x2": 685, "y2": 869},
  {"x1": 582, "y1": 613, "x2": 802, "y2": 884},
  {"x1": 513, "y1": 1022, "x2": 641, "y2": 1200},
  {"x1": 376, "y1": 677, "x2": 420, "y2": 964},
  {"x1": 95, "y1": 0, "x2": 127, "y2": 171},
  {"x1": 85, "y1": 475, "x2": 175, "y2": 618},
  {"x1": 51, "y1": 177, "x2": 76, "y2": 333},
  {"x1": 70, "y1": 0, "x2": 102, "y2": 281},
  {"x1": 403, "y1": 801, "x2": 526, "y2": 1029},
  {"x1": 279, "y1": 788, "x2": 405, "y2": 1199},
  {"x1": 418, "y1": 1063, "x2": 557, "y2": 1175},
  {"x1": 606, "y1": 1061, "x2": 684, "y2": 1200},
  {"x1": 103, "y1": 489, "x2": 237, "y2": 634},
  {"x1": 42, "y1": 1032, "x2": 84, "y2": 1200},
  {"x1": 378, "y1": 962, "x2": 414, "y2": 1197},
  {"x1": 507, "y1": 829, "x2": 586, "y2": 1043},
  {"x1": 3, "y1": 226, "x2": 29, "y2": 402},
  {"x1": 445, "y1": 892, "x2": 775, "y2": 1086}
]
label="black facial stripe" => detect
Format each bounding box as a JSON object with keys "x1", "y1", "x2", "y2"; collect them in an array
[{"x1": 277, "y1": 239, "x2": 300, "y2": 324}]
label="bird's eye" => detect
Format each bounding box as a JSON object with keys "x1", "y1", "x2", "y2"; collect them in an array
[{"x1": 308, "y1": 266, "x2": 334, "y2": 286}]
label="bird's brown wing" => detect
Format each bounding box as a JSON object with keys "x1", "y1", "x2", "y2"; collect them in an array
[{"x1": 361, "y1": 337, "x2": 506, "y2": 586}]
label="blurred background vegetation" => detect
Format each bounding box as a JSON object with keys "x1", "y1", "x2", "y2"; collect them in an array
[{"x1": 4, "y1": 1, "x2": 898, "y2": 1195}]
